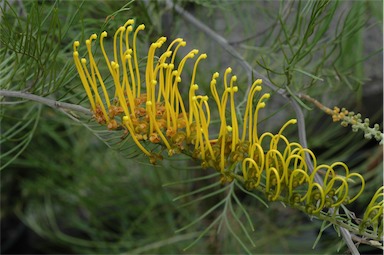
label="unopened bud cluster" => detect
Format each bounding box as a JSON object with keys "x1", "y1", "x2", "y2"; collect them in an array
[{"x1": 330, "y1": 107, "x2": 383, "y2": 145}]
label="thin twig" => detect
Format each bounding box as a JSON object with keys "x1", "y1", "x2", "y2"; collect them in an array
[
  {"x1": 163, "y1": 1, "x2": 359, "y2": 254},
  {"x1": 0, "y1": 90, "x2": 91, "y2": 115},
  {"x1": 351, "y1": 234, "x2": 383, "y2": 250}
]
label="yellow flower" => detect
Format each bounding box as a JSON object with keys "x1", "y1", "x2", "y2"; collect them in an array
[
  {"x1": 73, "y1": 19, "x2": 368, "y2": 216},
  {"x1": 241, "y1": 119, "x2": 366, "y2": 213},
  {"x1": 73, "y1": 19, "x2": 260, "y2": 165}
]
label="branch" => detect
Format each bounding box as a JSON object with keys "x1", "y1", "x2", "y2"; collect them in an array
[
  {"x1": 0, "y1": 90, "x2": 91, "y2": 115},
  {"x1": 351, "y1": 234, "x2": 384, "y2": 250}
]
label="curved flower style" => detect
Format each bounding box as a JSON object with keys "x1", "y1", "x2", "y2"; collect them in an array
[
  {"x1": 360, "y1": 187, "x2": 383, "y2": 237},
  {"x1": 73, "y1": 19, "x2": 373, "y2": 221},
  {"x1": 241, "y1": 123, "x2": 366, "y2": 213}
]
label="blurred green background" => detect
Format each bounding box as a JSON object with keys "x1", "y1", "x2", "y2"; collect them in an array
[{"x1": 1, "y1": 0, "x2": 382, "y2": 254}]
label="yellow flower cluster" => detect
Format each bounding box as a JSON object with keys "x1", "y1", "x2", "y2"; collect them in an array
[
  {"x1": 72, "y1": 19, "x2": 269, "y2": 170},
  {"x1": 73, "y1": 19, "x2": 368, "y2": 215},
  {"x1": 241, "y1": 124, "x2": 365, "y2": 213}
]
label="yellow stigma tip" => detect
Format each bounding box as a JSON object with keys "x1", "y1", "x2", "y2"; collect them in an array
[
  {"x1": 164, "y1": 51, "x2": 172, "y2": 57},
  {"x1": 138, "y1": 24, "x2": 145, "y2": 30},
  {"x1": 81, "y1": 58, "x2": 87, "y2": 64},
  {"x1": 74, "y1": 41, "x2": 80, "y2": 47},
  {"x1": 233, "y1": 86, "x2": 238, "y2": 92},
  {"x1": 255, "y1": 79, "x2": 262, "y2": 84},
  {"x1": 101, "y1": 31, "x2": 107, "y2": 37},
  {"x1": 123, "y1": 116, "x2": 129, "y2": 121},
  {"x1": 125, "y1": 19, "x2": 134, "y2": 26},
  {"x1": 192, "y1": 84, "x2": 199, "y2": 90}
]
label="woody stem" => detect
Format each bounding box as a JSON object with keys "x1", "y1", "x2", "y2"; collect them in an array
[{"x1": 0, "y1": 90, "x2": 91, "y2": 115}]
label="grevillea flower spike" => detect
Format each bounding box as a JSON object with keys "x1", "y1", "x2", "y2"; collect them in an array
[
  {"x1": 72, "y1": 19, "x2": 272, "y2": 168},
  {"x1": 73, "y1": 19, "x2": 383, "y2": 240}
]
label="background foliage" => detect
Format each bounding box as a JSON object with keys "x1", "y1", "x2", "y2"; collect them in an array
[{"x1": 1, "y1": 0, "x2": 382, "y2": 254}]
